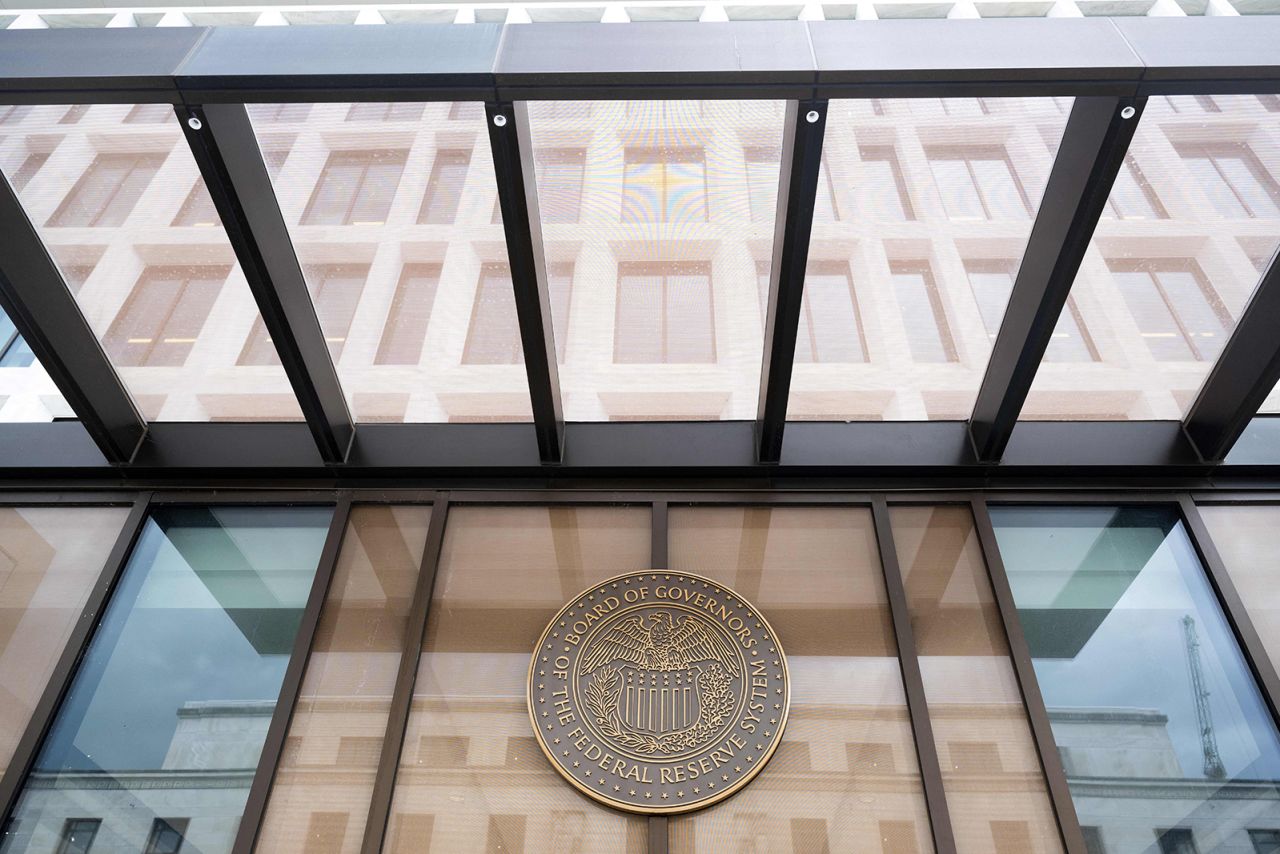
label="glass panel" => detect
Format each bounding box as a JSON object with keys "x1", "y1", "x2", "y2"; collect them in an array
[
  {"x1": 669, "y1": 507, "x2": 934, "y2": 853},
  {"x1": 0, "y1": 506, "x2": 131, "y2": 778},
  {"x1": 1026, "y1": 95, "x2": 1280, "y2": 420},
  {"x1": 0, "y1": 505, "x2": 333, "y2": 854},
  {"x1": 789, "y1": 98, "x2": 1070, "y2": 421},
  {"x1": 0, "y1": 103, "x2": 304, "y2": 422},
  {"x1": 383, "y1": 506, "x2": 649, "y2": 852},
  {"x1": 1198, "y1": 505, "x2": 1280, "y2": 681},
  {"x1": 255, "y1": 506, "x2": 432, "y2": 854},
  {"x1": 891, "y1": 506, "x2": 1062, "y2": 854},
  {"x1": 247, "y1": 103, "x2": 530, "y2": 424},
  {"x1": 526, "y1": 100, "x2": 786, "y2": 421},
  {"x1": 0, "y1": 306, "x2": 71, "y2": 422},
  {"x1": 990, "y1": 505, "x2": 1280, "y2": 853}
]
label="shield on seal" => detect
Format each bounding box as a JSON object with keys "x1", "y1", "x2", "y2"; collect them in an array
[{"x1": 617, "y1": 667, "x2": 701, "y2": 734}]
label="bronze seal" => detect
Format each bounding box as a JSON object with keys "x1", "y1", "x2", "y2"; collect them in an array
[{"x1": 527, "y1": 571, "x2": 790, "y2": 814}]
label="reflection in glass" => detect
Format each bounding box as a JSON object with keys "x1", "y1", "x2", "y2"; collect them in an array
[
  {"x1": 0, "y1": 507, "x2": 132, "y2": 778},
  {"x1": 247, "y1": 102, "x2": 530, "y2": 424},
  {"x1": 256, "y1": 506, "x2": 432, "y2": 854},
  {"x1": 991, "y1": 505, "x2": 1280, "y2": 854},
  {"x1": 1197, "y1": 505, "x2": 1280, "y2": 685},
  {"x1": 0, "y1": 104, "x2": 304, "y2": 422},
  {"x1": 527, "y1": 100, "x2": 785, "y2": 421},
  {"x1": 892, "y1": 506, "x2": 1062, "y2": 854},
  {"x1": 1, "y1": 505, "x2": 333, "y2": 854},
  {"x1": 789, "y1": 98, "x2": 1070, "y2": 421},
  {"x1": 1026, "y1": 95, "x2": 1280, "y2": 420},
  {"x1": 383, "y1": 506, "x2": 649, "y2": 853},
  {"x1": 669, "y1": 507, "x2": 934, "y2": 853}
]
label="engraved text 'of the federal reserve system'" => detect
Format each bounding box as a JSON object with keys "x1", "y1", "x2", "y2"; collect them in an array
[{"x1": 526, "y1": 571, "x2": 791, "y2": 814}]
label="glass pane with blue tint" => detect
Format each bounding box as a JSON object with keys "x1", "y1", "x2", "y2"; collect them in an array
[
  {"x1": 0, "y1": 505, "x2": 333, "y2": 854},
  {"x1": 990, "y1": 505, "x2": 1280, "y2": 854}
]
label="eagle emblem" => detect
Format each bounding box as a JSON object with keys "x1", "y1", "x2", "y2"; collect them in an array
[{"x1": 580, "y1": 611, "x2": 742, "y2": 676}]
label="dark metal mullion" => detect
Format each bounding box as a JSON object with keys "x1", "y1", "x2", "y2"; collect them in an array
[
  {"x1": 361, "y1": 494, "x2": 450, "y2": 854},
  {"x1": 1183, "y1": 247, "x2": 1280, "y2": 462},
  {"x1": 758, "y1": 100, "x2": 827, "y2": 464},
  {"x1": 175, "y1": 102, "x2": 355, "y2": 464},
  {"x1": 0, "y1": 172, "x2": 147, "y2": 464},
  {"x1": 0, "y1": 491, "x2": 152, "y2": 826},
  {"x1": 233, "y1": 492, "x2": 354, "y2": 854},
  {"x1": 649, "y1": 498, "x2": 668, "y2": 854},
  {"x1": 486, "y1": 101, "x2": 564, "y2": 464},
  {"x1": 1177, "y1": 496, "x2": 1280, "y2": 728},
  {"x1": 969, "y1": 497, "x2": 1088, "y2": 854},
  {"x1": 968, "y1": 95, "x2": 1145, "y2": 462},
  {"x1": 869, "y1": 497, "x2": 958, "y2": 854}
]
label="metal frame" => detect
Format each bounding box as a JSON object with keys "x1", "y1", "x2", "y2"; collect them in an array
[{"x1": 0, "y1": 20, "x2": 1277, "y2": 476}]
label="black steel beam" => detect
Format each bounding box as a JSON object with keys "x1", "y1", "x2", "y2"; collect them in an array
[
  {"x1": 758, "y1": 100, "x2": 827, "y2": 463},
  {"x1": 486, "y1": 101, "x2": 564, "y2": 463},
  {"x1": 968, "y1": 96, "x2": 1144, "y2": 462},
  {"x1": 0, "y1": 172, "x2": 146, "y2": 464},
  {"x1": 177, "y1": 102, "x2": 355, "y2": 463},
  {"x1": 1183, "y1": 252, "x2": 1280, "y2": 462}
]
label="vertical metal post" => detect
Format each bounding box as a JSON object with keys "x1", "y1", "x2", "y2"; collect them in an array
[
  {"x1": 1177, "y1": 496, "x2": 1280, "y2": 726},
  {"x1": 969, "y1": 497, "x2": 1088, "y2": 854},
  {"x1": 234, "y1": 493, "x2": 354, "y2": 854},
  {"x1": 757, "y1": 100, "x2": 828, "y2": 463},
  {"x1": 870, "y1": 498, "x2": 957, "y2": 854},
  {"x1": 362, "y1": 495, "x2": 450, "y2": 854},
  {"x1": 650, "y1": 498, "x2": 668, "y2": 854},
  {"x1": 486, "y1": 101, "x2": 564, "y2": 464},
  {"x1": 0, "y1": 493, "x2": 152, "y2": 826}
]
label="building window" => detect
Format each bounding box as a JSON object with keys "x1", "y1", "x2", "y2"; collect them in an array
[
  {"x1": 1081, "y1": 826, "x2": 1106, "y2": 854},
  {"x1": 928, "y1": 146, "x2": 1031, "y2": 220},
  {"x1": 56, "y1": 819, "x2": 100, "y2": 854},
  {"x1": 1111, "y1": 261, "x2": 1230, "y2": 362},
  {"x1": 240, "y1": 264, "x2": 368, "y2": 364},
  {"x1": 536, "y1": 148, "x2": 586, "y2": 223},
  {"x1": 948, "y1": 741, "x2": 1002, "y2": 774},
  {"x1": 462, "y1": 264, "x2": 521, "y2": 365},
  {"x1": 878, "y1": 820, "x2": 919, "y2": 854},
  {"x1": 60, "y1": 105, "x2": 89, "y2": 124},
  {"x1": 859, "y1": 145, "x2": 915, "y2": 220},
  {"x1": 547, "y1": 261, "x2": 574, "y2": 362},
  {"x1": 104, "y1": 265, "x2": 229, "y2": 367},
  {"x1": 1177, "y1": 142, "x2": 1280, "y2": 219},
  {"x1": 1157, "y1": 828, "x2": 1200, "y2": 854},
  {"x1": 301, "y1": 149, "x2": 406, "y2": 226},
  {"x1": 891, "y1": 262, "x2": 957, "y2": 363},
  {"x1": 417, "y1": 150, "x2": 471, "y2": 224},
  {"x1": 172, "y1": 181, "x2": 219, "y2": 227},
  {"x1": 1106, "y1": 155, "x2": 1166, "y2": 219},
  {"x1": 791, "y1": 819, "x2": 830, "y2": 853},
  {"x1": 125, "y1": 104, "x2": 173, "y2": 124},
  {"x1": 965, "y1": 260, "x2": 1096, "y2": 361},
  {"x1": 1259, "y1": 95, "x2": 1280, "y2": 113},
  {"x1": 376, "y1": 263, "x2": 441, "y2": 366},
  {"x1": 262, "y1": 147, "x2": 292, "y2": 180},
  {"x1": 0, "y1": 307, "x2": 35, "y2": 367},
  {"x1": 991, "y1": 821, "x2": 1032, "y2": 854},
  {"x1": 47, "y1": 153, "x2": 165, "y2": 227},
  {"x1": 744, "y1": 145, "x2": 779, "y2": 223},
  {"x1": 345, "y1": 102, "x2": 425, "y2": 122},
  {"x1": 847, "y1": 742, "x2": 894, "y2": 773},
  {"x1": 486, "y1": 816, "x2": 526, "y2": 853},
  {"x1": 336, "y1": 736, "x2": 383, "y2": 767},
  {"x1": 815, "y1": 156, "x2": 839, "y2": 222},
  {"x1": 418, "y1": 735, "x2": 469, "y2": 767},
  {"x1": 622, "y1": 147, "x2": 708, "y2": 222},
  {"x1": 448, "y1": 102, "x2": 484, "y2": 120},
  {"x1": 253, "y1": 103, "x2": 313, "y2": 123},
  {"x1": 0, "y1": 105, "x2": 33, "y2": 125},
  {"x1": 614, "y1": 262, "x2": 714, "y2": 363},
  {"x1": 143, "y1": 818, "x2": 188, "y2": 854},
  {"x1": 796, "y1": 262, "x2": 867, "y2": 363},
  {"x1": 303, "y1": 812, "x2": 348, "y2": 854},
  {"x1": 10, "y1": 152, "x2": 49, "y2": 193},
  {"x1": 1251, "y1": 829, "x2": 1280, "y2": 853}
]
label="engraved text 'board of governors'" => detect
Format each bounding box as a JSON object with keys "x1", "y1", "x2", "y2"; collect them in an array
[{"x1": 527, "y1": 571, "x2": 791, "y2": 814}]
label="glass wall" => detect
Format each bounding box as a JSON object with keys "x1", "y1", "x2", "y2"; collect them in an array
[
  {"x1": 0, "y1": 505, "x2": 333, "y2": 854},
  {"x1": 893, "y1": 506, "x2": 1062, "y2": 854},
  {"x1": 990, "y1": 505, "x2": 1280, "y2": 854},
  {"x1": 1198, "y1": 504, "x2": 1280, "y2": 672},
  {"x1": 668, "y1": 506, "x2": 934, "y2": 853},
  {"x1": 381, "y1": 506, "x2": 650, "y2": 853},
  {"x1": 0, "y1": 506, "x2": 131, "y2": 778},
  {"x1": 255, "y1": 505, "x2": 432, "y2": 854}
]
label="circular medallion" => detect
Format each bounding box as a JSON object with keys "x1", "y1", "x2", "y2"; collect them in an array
[{"x1": 527, "y1": 571, "x2": 791, "y2": 814}]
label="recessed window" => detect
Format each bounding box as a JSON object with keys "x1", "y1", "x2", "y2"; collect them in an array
[
  {"x1": 1111, "y1": 260, "x2": 1230, "y2": 362},
  {"x1": 744, "y1": 145, "x2": 780, "y2": 224},
  {"x1": 991, "y1": 821, "x2": 1032, "y2": 854},
  {"x1": 47, "y1": 152, "x2": 165, "y2": 227},
  {"x1": 859, "y1": 145, "x2": 915, "y2": 220},
  {"x1": 0, "y1": 105, "x2": 32, "y2": 125},
  {"x1": 345, "y1": 102, "x2": 425, "y2": 122},
  {"x1": 928, "y1": 146, "x2": 1031, "y2": 221},
  {"x1": 448, "y1": 102, "x2": 484, "y2": 121},
  {"x1": 104, "y1": 265, "x2": 229, "y2": 367},
  {"x1": 301, "y1": 149, "x2": 407, "y2": 226},
  {"x1": 240, "y1": 264, "x2": 368, "y2": 364},
  {"x1": 615, "y1": 262, "x2": 714, "y2": 363},
  {"x1": 376, "y1": 263, "x2": 442, "y2": 366},
  {"x1": 815, "y1": 156, "x2": 839, "y2": 222},
  {"x1": 891, "y1": 262, "x2": 957, "y2": 363},
  {"x1": 10, "y1": 152, "x2": 49, "y2": 193},
  {"x1": 252, "y1": 103, "x2": 312, "y2": 123},
  {"x1": 847, "y1": 742, "x2": 894, "y2": 773},
  {"x1": 948, "y1": 741, "x2": 1002, "y2": 774},
  {"x1": 60, "y1": 105, "x2": 88, "y2": 124},
  {"x1": 462, "y1": 264, "x2": 522, "y2": 365},
  {"x1": 965, "y1": 260, "x2": 1095, "y2": 362},
  {"x1": 1106, "y1": 155, "x2": 1166, "y2": 220},
  {"x1": 125, "y1": 104, "x2": 173, "y2": 124},
  {"x1": 418, "y1": 735, "x2": 469, "y2": 767},
  {"x1": 537, "y1": 148, "x2": 587, "y2": 223},
  {"x1": 143, "y1": 818, "x2": 188, "y2": 854},
  {"x1": 303, "y1": 812, "x2": 348, "y2": 854},
  {"x1": 1157, "y1": 827, "x2": 1200, "y2": 854},
  {"x1": 172, "y1": 181, "x2": 219, "y2": 227},
  {"x1": 417, "y1": 150, "x2": 471, "y2": 225},
  {"x1": 795, "y1": 261, "x2": 868, "y2": 364},
  {"x1": 1250, "y1": 829, "x2": 1280, "y2": 854},
  {"x1": 1177, "y1": 142, "x2": 1280, "y2": 219},
  {"x1": 1259, "y1": 95, "x2": 1280, "y2": 113},
  {"x1": 56, "y1": 818, "x2": 100, "y2": 854},
  {"x1": 622, "y1": 147, "x2": 708, "y2": 222}
]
